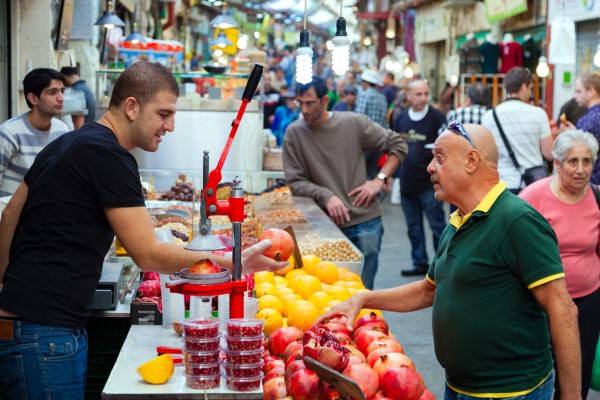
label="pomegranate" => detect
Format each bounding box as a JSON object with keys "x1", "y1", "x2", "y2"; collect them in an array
[
  {"x1": 323, "y1": 321, "x2": 351, "y2": 337},
  {"x1": 352, "y1": 326, "x2": 388, "y2": 356},
  {"x1": 373, "y1": 353, "x2": 415, "y2": 376},
  {"x1": 189, "y1": 258, "x2": 221, "y2": 274},
  {"x1": 379, "y1": 367, "x2": 424, "y2": 400},
  {"x1": 263, "y1": 376, "x2": 287, "y2": 400},
  {"x1": 286, "y1": 369, "x2": 320, "y2": 400},
  {"x1": 302, "y1": 325, "x2": 350, "y2": 372},
  {"x1": 347, "y1": 354, "x2": 367, "y2": 367},
  {"x1": 329, "y1": 315, "x2": 349, "y2": 325},
  {"x1": 258, "y1": 228, "x2": 295, "y2": 261},
  {"x1": 263, "y1": 366, "x2": 285, "y2": 383},
  {"x1": 269, "y1": 327, "x2": 303, "y2": 356},
  {"x1": 285, "y1": 359, "x2": 306, "y2": 381},
  {"x1": 285, "y1": 351, "x2": 303, "y2": 368},
  {"x1": 264, "y1": 359, "x2": 285, "y2": 375},
  {"x1": 343, "y1": 344, "x2": 366, "y2": 361},
  {"x1": 319, "y1": 381, "x2": 342, "y2": 400},
  {"x1": 283, "y1": 339, "x2": 303, "y2": 362},
  {"x1": 366, "y1": 337, "x2": 404, "y2": 355},
  {"x1": 342, "y1": 363, "x2": 380, "y2": 400},
  {"x1": 332, "y1": 332, "x2": 352, "y2": 345},
  {"x1": 263, "y1": 355, "x2": 279, "y2": 368},
  {"x1": 372, "y1": 393, "x2": 394, "y2": 400},
  {"x1": 354, "y1": 311, "x2": 389, "y2": 334},
  {"x1": 367, "y1": 346, "x2": 397, "y2": 368},
  {"x1": 419, "y1": 388, "x2": 436, "y2": 400}
]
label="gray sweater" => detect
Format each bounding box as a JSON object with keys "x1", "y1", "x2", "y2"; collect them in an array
[{"x1": 282, "y1": 112, "x2": 408, "y2": 228}]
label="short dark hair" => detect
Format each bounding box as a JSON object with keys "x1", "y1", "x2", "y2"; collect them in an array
[
  {"x1": 23, "y1": 68, "x2": 64, "y2": 109},
  {"x1": 504, "y1": 67, "x2": 532, "y2": 94},
  {"x1": 384, "y1": 72, "x2": 395, "y2": 81},
  {"x1": 109, "y1": 61, "x2": 179, "y2": 110},
  {"x1": 296, "y1": 77, "x2": 328, "y2": 99},
  {"x1": 60, "y1": 66, "x2": 78, "y2": 76},
  {"x1": 466, "y1": 82, "x2": 491, "y2": 106}
]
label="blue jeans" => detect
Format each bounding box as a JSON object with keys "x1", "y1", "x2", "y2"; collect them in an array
[
  {"x1": 342, "y1": 216, "x2": 383, "y2": 290},
  {"x1": 444, "y1": 371, "x2": 554, "y2": 400},
  {"x1": 0, "y1": 319, "x2": 88, "y2": 399},
  {"x1": 401, "y1": 190, "x2": 446, "y2": 268}
]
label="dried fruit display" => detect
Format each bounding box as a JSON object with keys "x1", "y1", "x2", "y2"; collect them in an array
[
  {"x1": 256, "y1": 208, "x2": 307, "y2": 224},
  {"x1": 160, "y1": 181, "x2": 195, "y2": 201},
  {"x1": 298, "y1": 233, "x2": 362, "y2": 262}
]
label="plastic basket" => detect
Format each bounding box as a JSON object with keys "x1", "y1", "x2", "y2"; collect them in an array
[{"x1": 592, "y1": 338, "x2": 600, "y2": 391}]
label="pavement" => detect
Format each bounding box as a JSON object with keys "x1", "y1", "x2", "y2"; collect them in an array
[{"x1": 374, "y1": 197, "x2": 600, "y2": 400}]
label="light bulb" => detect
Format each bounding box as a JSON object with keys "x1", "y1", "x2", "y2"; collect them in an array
[
  {"x1": 296, "y1": 30, "x2": 313, "y2": 85},
  {"x1": 104, "y1": 24, "x2": 115, "y2": 30},
  {"x1": 594, "y1": 46, "x2": 600, "y2": 68},
  {"x1": 536, "y1": 56, "x2": 550, "y2": 78},
  {"x1": 363, "y1": 37, "x2": 372, "y2": 46},
  {"x1": 385, "y1": 59, "x2": 394, "y2": 71},
  {"x1": 296, "y1": 47, "x2": 313, "y2": 84},
  {"x1": 450, "y1": 74, "x2": 459, "y2": 87},
  {"x1": 393, "y1": 61, "x2": 402, "y2": 73},
  {"x1": 332, "y1": 36, "x2": 351, "y2": 76},
  {"x1": 404, "y1": 65, "x2": 414, "y2": 79}
]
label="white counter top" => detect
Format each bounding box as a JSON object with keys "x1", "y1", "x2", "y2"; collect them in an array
[{"x1": 102, "y1": 325, "x2": 262, "y2": 399}]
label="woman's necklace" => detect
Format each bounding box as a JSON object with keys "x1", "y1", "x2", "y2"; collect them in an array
[{"x1": 552, "y1": 176, "x2": 586, "y2": 204}]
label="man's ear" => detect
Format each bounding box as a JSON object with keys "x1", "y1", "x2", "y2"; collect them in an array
[
  {"x1": 123, "y1": 97, "x2": 139, "y2": 121},
  {"x1": 466, "y1": 149, "x2": 481, "y2": 173},
  {"x1": 26, "y1": 93, "x2": 39, "y2": 107}
]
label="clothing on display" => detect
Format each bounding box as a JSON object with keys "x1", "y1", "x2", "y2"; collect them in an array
[
  {"x1": 521, "y1": 35, "x2": 541, "y2": 73},
  {"x1": 499, "y1": 34, "x2": 523, "y2": 74},
  {"x1": 479, "y1": 34, "x2": 500, "y2": 74},
  {"x1": 460, "y1": 38, "x2": 482, "y2": 74}
]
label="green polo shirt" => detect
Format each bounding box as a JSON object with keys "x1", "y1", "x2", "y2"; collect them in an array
[{"x1": 428, "y1": 182, "x2": 564, "y2": 397}]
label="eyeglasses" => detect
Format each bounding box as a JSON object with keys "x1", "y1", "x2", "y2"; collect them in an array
[
  {"x1": 295, "y1": 100, "x2": 319, "y2": 108},
  {"x1": 447, "y1": 120, "x2": 477, "y2": 149}
]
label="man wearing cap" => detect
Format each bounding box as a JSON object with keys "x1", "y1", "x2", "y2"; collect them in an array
[
  {"x1": 392, "y1": 79, "x2": 447, "y2": 276},
  {"x1": 332, "y1": 85, "x2": 358, "y2": 112}
]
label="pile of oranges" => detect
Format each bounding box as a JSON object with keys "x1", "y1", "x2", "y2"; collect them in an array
[{"x1": 255, "y1": 255, "x2": 370, "y2": 336}]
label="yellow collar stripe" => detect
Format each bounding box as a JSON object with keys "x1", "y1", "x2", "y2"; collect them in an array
[{"x1": 449, "y1": 181, "x2": 508, "y2": 228}]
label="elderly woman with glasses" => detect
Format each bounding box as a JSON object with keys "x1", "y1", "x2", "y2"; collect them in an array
[{"x1": 519, "y1": 129, "x2": 600, "y2": 400}]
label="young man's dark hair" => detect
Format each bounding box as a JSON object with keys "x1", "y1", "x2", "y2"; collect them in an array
[
  {"x1": 467, "y1": 82, "x2": 491, "y2": 107},
  {"x1": 504, "y1": 67, "x2": 533, "y2": 94},
  {"x1": 109, "y1": 62, "x2": 179, "y2": 110},
  {"x1": 23, "y1": 68, "x2": 64, "y2": 109},
  {"x1": 296, "y1": 76, "x2": 328, "y2": 98}
]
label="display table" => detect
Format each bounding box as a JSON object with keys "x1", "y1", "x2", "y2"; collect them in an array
[{"x1": 102, "y1": 325, "x2": 262, "y2": 399}]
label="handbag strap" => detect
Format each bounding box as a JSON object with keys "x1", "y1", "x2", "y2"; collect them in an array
[
  {"x1": 591, "y1": 184, "x2": 600, "y2": 209},
  {"x1": 492, "y1": 109, "x2": 521, "y2": 169}
]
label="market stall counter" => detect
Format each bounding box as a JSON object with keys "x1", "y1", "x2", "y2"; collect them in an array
[{"x1": 102, "y1": 325, "x2": 262, "y2": 399}]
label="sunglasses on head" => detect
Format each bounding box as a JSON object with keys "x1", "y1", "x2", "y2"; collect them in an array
[{"x1": 447, "y1": 121, "x2": 477, "y2": 149}]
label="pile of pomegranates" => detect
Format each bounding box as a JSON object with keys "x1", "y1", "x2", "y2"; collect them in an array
[{"x1": 261, "y1": 313, "x2": 435, "y2": 400}]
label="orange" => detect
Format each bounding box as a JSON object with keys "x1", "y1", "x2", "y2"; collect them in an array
[
  {"x1": 275, "y1": 254, "x2": 295, "y2": 276},
  {"x1": 338, "y1": 270, "x2": 363, "y2": 283},
  {"x1": 332, "y1": 280, "x2": 348, "y2": 287},
  {"x1": 285, "y1": 268, "x2": 308, "y2": 282},
  {"x1": 293, "y1": 275, "x2": 322, "y2": 299},
  {"x1": 255, "y1": 282, "x2": 276, "y2": 298},
  {"x1": 257, "y1": 308, "x2": 284, "y2": 337},
  {"x1": 254, "y1": 271, "x2": 275, "y2": 285},
  {"x1": 326, "y1": 285, "x2": 351, "y2": 301},
  {"x1": 320, "y1": 306, "x2": 332, "y2": 315},
  {"x1": 301, "y1": 255, "x2": 321, "y2": 275},
  {"x1": 356, "y1": 288, "x2": 370, "y2": 294},
  {"x1": 258, "y1": 294, "x2": 283, "y2": 313},
  {"x1": 287, "y1": 301, "x2": 320, "y2": 331},
  {"x1": 137, "y1": 354, "x2": 174, "y2": 384},
  {"x1": 312, "y1": 261, "x2": 339, "y2": 284},
  {"x1": 273, "y1": 276, "x2": 289, "y2": 288},
  {"x1": 347, "y1": 288, "x2": 358, "y2": 296},
  {"x1": 345, "y1": 281, "x2": 365, "y2": 290},
  {"x1": 280, "y1": 293, "x2": 303, "y2": 317},
  {"x1": 326, "y1": 299, "x2": 343, "y2": 308},
  {"x1": 307, "y1": 291, "x2": 334, "y2": 310},
  {"x1": 272, "y1": 287, "x2": 294, "y2": 300}
]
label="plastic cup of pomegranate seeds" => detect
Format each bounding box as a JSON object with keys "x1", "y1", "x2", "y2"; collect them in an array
[
  {"x1": 225, "y1": 318, "x2": 264, "y2": 337},
  {"x1": 181, "y1": 317, "x2": 220, "y2": 339},
  {"x1": 182, "y1": 334, "x2": 221, "y2": 352},
  {"x1": 224, "y1": 334, "x2": 264, "y2": 351},
  {"x1": 185, "y1": 373, "x2": 222, "y2": 390},
  {"x1": 224, "y1": 373, "x2": 264, "y2": 391},
  {"x1": 182, "y1": 349, "x2": 220, "y2": 365},
  {"x1": 184, "y1": 363, "x2": 221, "y2": 377},
  {"x1": 223, "y1": 347, "x2": 263, "y2": 364},
  {"x1": 222, "y1": 360, "x2": 264, "y2": 378}
]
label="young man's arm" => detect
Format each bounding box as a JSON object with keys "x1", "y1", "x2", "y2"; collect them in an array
[{"x1": 0, "y1": 183, "x2": 28, "y2": 284}]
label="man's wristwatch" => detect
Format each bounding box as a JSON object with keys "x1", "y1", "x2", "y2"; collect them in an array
[{"x1": 376, "y1": 172, "x2": 388, "y2": 184}]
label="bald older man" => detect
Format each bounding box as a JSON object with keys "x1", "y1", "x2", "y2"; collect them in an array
[{"x1": 318, "y1": 123, "x2": 581, "y2": 400}]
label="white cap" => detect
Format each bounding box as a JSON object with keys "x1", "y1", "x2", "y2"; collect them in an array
[{"x1": 360, "y1": 69, "x2": 383, "y2": 86}]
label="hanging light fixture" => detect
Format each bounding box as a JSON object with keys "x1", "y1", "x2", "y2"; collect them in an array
[
  {"x1": 95, "y1": 0, "x2": 126, "y2": 29},
  {"x1": 594, "y1": 44, "x2": 600, "y2": 68},
  {"x1": 331, "y1": 0, "x2": 351, "y2": 76},
  {"x1": 212, "y1": 30, "x2": 233, "y2": 48},
  {"x1": 385, "y1": 16, "x2": 396, "y2": 39},
  {"x1": 210, "y1": 2, "x2": 239, "y2": 29},
  {"x1": 296, "y1": 0, "x2": 313, "y2": 84},
  {"x1": 536, "y1": 56, "x2": 550, "y2": 78},
  {"x1": 125, "y1": 22, "x2": 146, "y2": 45}
]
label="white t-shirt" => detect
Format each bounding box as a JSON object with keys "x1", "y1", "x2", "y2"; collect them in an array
[{"x1": 481, "y1": 100, "x2": 551, "y2": 189}]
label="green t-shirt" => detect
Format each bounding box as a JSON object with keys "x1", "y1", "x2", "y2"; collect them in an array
[{"x1": 429, "y1": 184, "x2": 564, "y2": 396}]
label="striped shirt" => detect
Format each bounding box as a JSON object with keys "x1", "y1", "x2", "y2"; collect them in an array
[
  {"x1": 438, "y1": 104, "x2": 488, "y2": 134},
  {"x1": 0, "y1": 113, "x2": 68, "y2": 197},
  {"x1": 356, "y1": 87, "x2": 389, "y2": 129}
]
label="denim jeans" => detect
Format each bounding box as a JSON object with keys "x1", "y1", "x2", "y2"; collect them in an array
[
  {"x1": 400, "y1": 190, "x2": 446, "y2": 268},
  {"x1": 444, "y1": 371, "x2": 554, "y2": 400},
  {"x1": 342, "y1": 216, "x2": 383, "y2": 290},
  {"x1": 0, "y1": 319, "x2": 88, "y2": 400}
]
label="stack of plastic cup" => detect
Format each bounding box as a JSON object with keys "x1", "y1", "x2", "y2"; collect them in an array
[
  {"x1": 181, "y1": 317, "x2": 222, "y2": 389},
  {"x1": 189, "y1": 296, "x2": 212, "y2": 319},
  {"x1": 222, "y1": 319, "x2": 265, "y2": 391}
]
